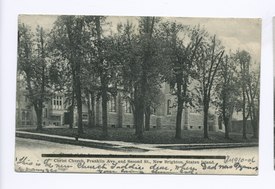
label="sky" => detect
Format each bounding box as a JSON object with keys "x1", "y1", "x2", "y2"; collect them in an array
[{"x1": 19, "y1": 15, "x2": 261, "y2": 64}]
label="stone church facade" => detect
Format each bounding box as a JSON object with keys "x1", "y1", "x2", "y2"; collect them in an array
[{"x1": 16, "y1": 81, "x2": 224, "y2": 132}]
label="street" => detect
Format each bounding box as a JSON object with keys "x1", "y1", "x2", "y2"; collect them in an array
[{"x1": 16, "y1": 137, "x2": 258, "y2": 156}]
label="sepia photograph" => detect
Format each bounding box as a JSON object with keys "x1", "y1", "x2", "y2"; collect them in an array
[{"x1": 15, "y1": 15, "x2": 261, "y2": 175}]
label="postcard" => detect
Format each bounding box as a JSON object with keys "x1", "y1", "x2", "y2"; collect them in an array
[{"x1": 15, "y1": 15, "x2": 261, "y2": 175}]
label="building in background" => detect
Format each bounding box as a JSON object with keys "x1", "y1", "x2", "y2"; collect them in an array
[
  {"x1": 16, "y1": 78, "x2": 227, "y2": 133},
  {"x1": 16, "y1": 77, "x2": 252, "y2": 133}
]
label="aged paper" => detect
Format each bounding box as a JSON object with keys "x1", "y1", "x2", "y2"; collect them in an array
[
  {"x1": 16, "y1": 15, "x2": 261, "y2": 175},
  {"x1": 273, "y1": 17, "x2": 275, "y2": 169}
]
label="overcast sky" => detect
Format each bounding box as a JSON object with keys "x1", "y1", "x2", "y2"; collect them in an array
[{"x1": 19, "y1": 15, "x2": 261, "y2": 64}]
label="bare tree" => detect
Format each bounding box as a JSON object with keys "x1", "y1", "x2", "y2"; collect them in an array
[
  {"x1": 161, "y1": 23, "x2": 204, "y2": 139},
  {"x1": 216, "y1": 54, "x2": 239, "y2": 139},
  {"x1": 246, "y1": 69, "x2": 260, "y2": 138},
  {"x1": 197, "y1": 35, "x2": 224, "y2": 139},
  {"x1": 234, "y1": 50, "x2": 252, "y2": 139}
]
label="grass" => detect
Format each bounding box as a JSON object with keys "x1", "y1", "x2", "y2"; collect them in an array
[{"x1": 21, "y1": 126, "x2": 258, "y2": 145}]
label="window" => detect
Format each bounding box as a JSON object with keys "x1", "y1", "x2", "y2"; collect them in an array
[
  {"x1": 109, "y1": 96, "x2": 116, "y2": 112},
  {"x1": 43, "y1": 108, "x2": 48, "y2": 118},
  {"x1": 167, "y1": 99, "x2": 172, "y2": 115},
  {"x1": 52, "y1": 96, "x2": 62, "y2": 110},
  {"x1": 82, "y1": 113, "x2": 88, "y2": 121},
  {"x1": 151, "y1": 107, "x2": 156, "y2": 115},
  {"x1": 125, "y1": 99, "x2": 132, "y2": 113},
  {"x1": 59, "y1": 97, "x2": 62, "y2": 108}
]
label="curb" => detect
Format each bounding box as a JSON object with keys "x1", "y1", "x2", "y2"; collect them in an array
[
  {"x1": 16, "y1": 131, "x2": 258, "y2": 151},
  {"x1": 16, "y1": 131, "x2": 149, "y2": 152},
  {"x1": 156, "y1": 143, "x2": 258, "y2": 150}
]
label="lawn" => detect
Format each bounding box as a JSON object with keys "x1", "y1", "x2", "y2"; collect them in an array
[{"x1": 22, "y1": 126, "x2": 258, "y2": 144}]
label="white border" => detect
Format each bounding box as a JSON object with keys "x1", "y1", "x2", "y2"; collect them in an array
[{"x1": 0, "y1": 0, "x2": 274, "y2": 189}]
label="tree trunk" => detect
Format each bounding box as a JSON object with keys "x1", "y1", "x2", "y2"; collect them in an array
[
  {"x1": 133, "y1": 88, "x2": 138, "y2": 133},
  {"x1": 175, "y1": 76, "x2": 184, "y2": 139},
  {"x1": 90, "y1": 92, "x2": 95, "y2": 128},
  {"x1": 35, "y1": 105, "x2": 43, "y2": 131},
  {"x1": 251, "y1": 113, "x2": 258, "y2": 139},
  {"x1": 145, "y1": 105, "x2": 151, "y2": 131},
  {"x1": 39, "y1": 28, "x2": 45, "y2": 132},
  {"x1": 203, "y1": 102, "x2": 209, "y2": 139},
  {"x1": 101, "y1": 79, "x2": 108, "y2": 138},
  {"x1": 254, "y1": 109, "x2": 259, "y2": 139},
  {"x1": 175, "y1": 104, "x2": 183, "y2": 139},
  {"x1": 134, "y1": 74, "x2": 146, "y2": 139},
  {"x1": 87, "y1": 92, "x2": 91, "y2": 127},
  {"x1": 133, "y1": 108, "x2": 138, "y2": 133},
  {"x1": 251, "y1": 104, "x2": 258, "y2": 139},
  {"x1": 251, "y1": 120, "x2": 257, "y2": 138},
  {"x1": 242, "y1": 118, "x2": 247, "y2": 139},
  {"x1": 134, "y1": 84, "x2": 145, "y2": 139},
  {"x1": 87, "y1": 92, "x2": 93, "y2": 128},
  {"x1": 242, "y1": 89, "x2": 247, "y2": 139},
  {"x1": 75, "y1": 66, "x2": 83, "y2": 135},
  {"x1": 224, "y1": 117, "x2": 230, "y2": 139},
  {"x1": 135, "y1": 101, "x2": 144, "y2": 140},
  {"x1": 222, "y1": 94, "x2": 230, "y2": 139},
  {"x1": 76, "y1": 92, "x2": 83, "y2": 134},
  {"x1": 69, "y1": 90, "x2": 75, "y2": 129},
  {"x1": 69, "y1": 105, "x2": 74, "y2": 129}
]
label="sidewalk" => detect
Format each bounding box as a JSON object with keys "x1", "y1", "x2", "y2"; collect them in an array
[{"x1": 16, "y1": 131, "x2": 258, "y2": 152}]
